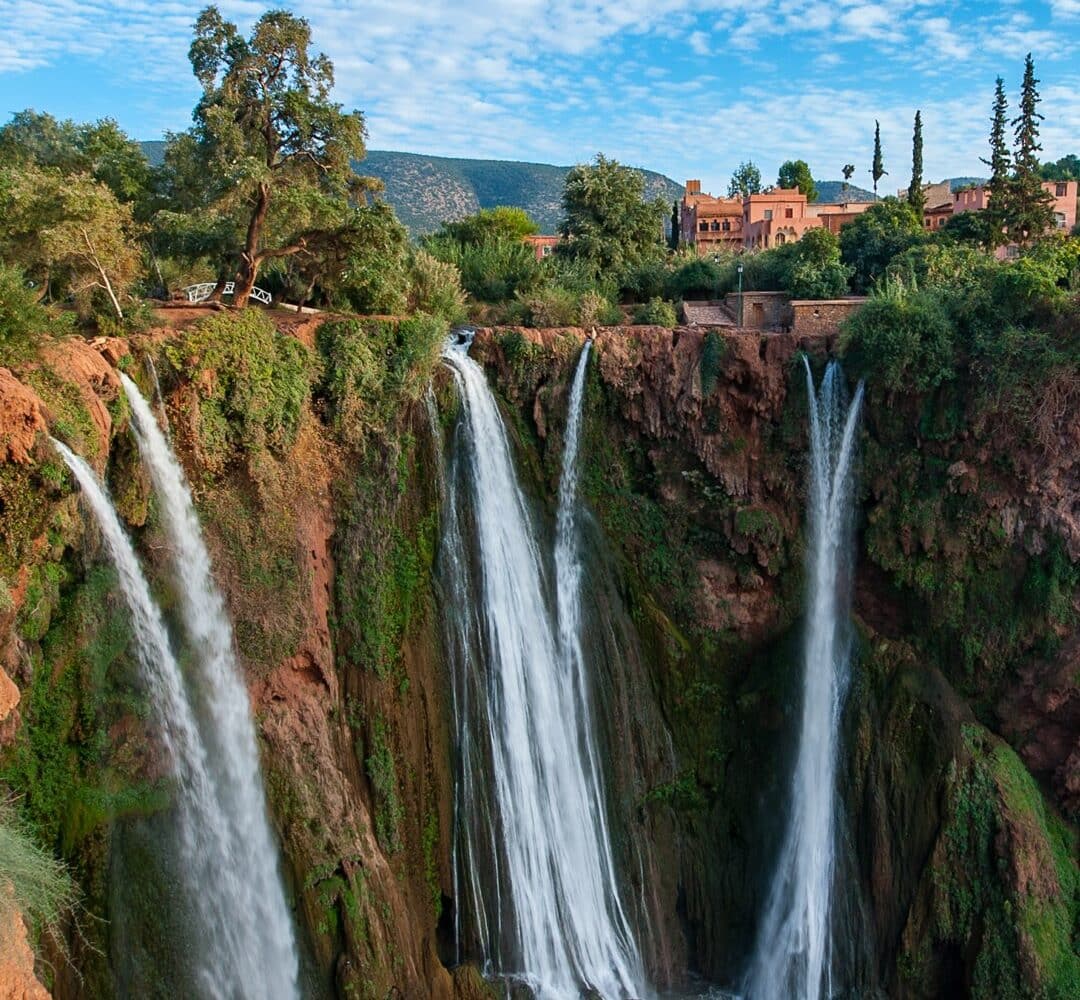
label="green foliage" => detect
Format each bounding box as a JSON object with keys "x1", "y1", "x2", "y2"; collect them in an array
[
  {"x1": 0, "y1": 263, "x2": 64, "y2": 364},
  {"x1": 165, "y1": 309, "x2": 314, "y2": 472},
  {"x1": 0, "y1": 110, "x2": 152, "y2": 210},
  {"x1": 558, "y1": 154, "x2": 667, "y2": 281},
  {"x1": 700, "y1": 331, "x2": 726, "y2": 395},
  {"x1": 777, "y1": 159, "x2": 817, "y2": 202},
  {"x1": 405, "y1": 250, "x2": 467, "y2": 323},
  {"x1": 783, "y1": 227, "x2": 851, "y2": 299},
  {"x1": 421, "y1": 811, "x2": 442, "y2": 920},
  {"x1": 0, "y1": 799, "x2": 75, "y2": 953},
  {"x1": 425, "y1": 235, "x2": 541, "y2": 304},
  {"x1": 871, "y1": 119, "x2": 887, "y2": 195},
  {"x1": 1040, "y1": 154, "x2": 1080, "y2": 181},
  {"x1": 315, "y1": 315, "x2": 447, "y2": 447},
  {"x1": 1010, "y1": 54, "x2": 1054, "y2": 244},
  {"x1": 908, "y1": 111, "x2": 925, "y2": 216},
  {"x1": 728, "y1": 161, "x2": 762, "y2": 198},
  {"x1": 0, "y1": 163, "x2": 142, "y2": 318},
  {"x1": 665, "y1": 257, "x2": 722, "y2": 300},
  {"x1": 364, "y1": 716, "x2": 403, "y2": 853},
  {"x1": 915, "y1": 727, "x2": 1079, "y2": 999},
  {"x1": 183, "y1": 5, "x2": 369, "y2": 301},
  {"x1": 632, "y1": 297, "x2": 677, "y2": 327},
  {"x1": 840, "y1": 284, "x2": 955, "y2": 392},
  {"x1": 430, "y1": 206, "x2": 538, "y2": 244},
  {"x1": 839, "y1": 199, "x2": 925, "y2": 293}
]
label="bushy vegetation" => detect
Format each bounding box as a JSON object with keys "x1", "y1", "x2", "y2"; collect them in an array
[
  {"x1": 164, "y1": 309, "x2": 315, "y2": 472},
  {"x1": 632, "y1": 297, "x2": 677, "y2": 327},
  {"x1": 315, "y1": 314, "x2": 447, "y2": 447}
]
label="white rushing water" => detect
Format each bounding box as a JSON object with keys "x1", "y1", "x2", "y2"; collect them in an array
[
  {"x1": 441, "y1": 335, "x2": 646, "y2": 999},
  {"x1": 745, "y1": 359, "x2": 864, "y2": 1000},
  {"x1": 53, "y1": 441, "x2": 267, "y2": 997},
  {"x1": 120, "y1": 373, "x2": 298, "y2": 999}
]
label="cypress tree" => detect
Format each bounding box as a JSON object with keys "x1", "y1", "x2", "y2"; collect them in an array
[
  {"x1": 907, "y1": 111, "x2": 925, "y2": 215},
  {"x1": 981, "y1": 76, "x2": 1012, "y2": 246},
  {"x1": 870, "y1": 120, "x2": 887, "y2": 196},
  {"x1": 1010, "y1": 53, "x2": 1054, "y2": 243},
  {"x1": 669, "y1": 199, "x2": 680, "y2": 250}
]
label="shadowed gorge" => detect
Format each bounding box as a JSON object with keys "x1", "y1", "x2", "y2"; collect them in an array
[{"x1": 0, "y1": 315, "x2": 1076, "y2": 1000}]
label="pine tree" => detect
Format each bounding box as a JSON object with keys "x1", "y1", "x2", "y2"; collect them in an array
[
  {"x1": 981, "y1": 76, "x2": 1012, "y2": 246},
  {"x1": 870, "y1": 121, "x2": 887, "y2": 196},
  {"x1": 907, "y1": 111, "x2": 925, "y2": 215},
  {"x1": 1010, "y1": 53, "x2": 1054, "y2": 243}
]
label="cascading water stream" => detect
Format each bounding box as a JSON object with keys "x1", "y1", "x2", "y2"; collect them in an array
[
  {"x1": 745, "y1": 359, "x2": 864, "y2": 1000},
  {"x1": 120, "y1": 373, "x2": 298, "y2": 999},
  {"x1": 52, "y1": 441, "x2": 270, "y2": 998},
  {"x1": 440, "y1": 334, "x2": 646, "y2": 999}
]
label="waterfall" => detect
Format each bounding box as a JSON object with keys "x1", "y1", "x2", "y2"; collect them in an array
[
  {"x1": 745, "y1": 359, "x2": 864, "y2": 1000},
  {"x1": 120, "y1": 373, "x2": 298, "y2": 998},
  {"x1": 441, "y1": 334, "x2": 646, "y2": 999},
  {"x1": 144, "y1": 354, "x2": 170, "y2": 439},
  {"x1": 52, "y1": 441, "x2": 278, "y2": 998}
]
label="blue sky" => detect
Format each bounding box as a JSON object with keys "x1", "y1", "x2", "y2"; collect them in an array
[{"x1": 3, "y1": 1, "x2": 1079, "y2": 194}]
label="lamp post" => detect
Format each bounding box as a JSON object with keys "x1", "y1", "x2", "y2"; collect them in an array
[{"x1": 737, "y1": 263, "x2": 744, "y2": 328}]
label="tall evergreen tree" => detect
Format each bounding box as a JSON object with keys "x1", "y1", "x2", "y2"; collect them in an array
[
  {"x1": 907, "y1": 111, "x2": 925, "y2": 215},
  {"x1": 669, "y1": 199, "x2": 680, "y2": 250},
  {"x1": 1010, "y1": 53, "x2": 1053, "y2": 243},
  {"x1": 870, "y1": 121, "x2": 887, "y2": 196},
  {"x1": 981, "y1": 76, "x2": 1012, "y2": 247}
]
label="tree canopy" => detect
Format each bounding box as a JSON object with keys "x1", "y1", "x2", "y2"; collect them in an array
[
  {"x1": 558, "y1": 154, "x2": 666, "y2": 280},
  {"x1": 184, "y1": 5, "x2": 369, "y2": 304},
  {"x1": 777, "y1": 160, "x2": 817, "y2": 202},
  {"x1": 728, "y1": 161, "x2": 763, "y2": 199},
  {"x1": 839, "y1": 199, "x2": 924, "y2": 293}
]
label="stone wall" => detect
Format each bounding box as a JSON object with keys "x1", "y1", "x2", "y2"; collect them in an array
[
  {"x1": 790, "y1": 297, "x2": 867, "y2": 336},
  {"x1": 723, "y1": 290, "x2": 791, "y2": 330}
]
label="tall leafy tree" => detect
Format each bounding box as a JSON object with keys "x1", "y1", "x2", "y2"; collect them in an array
[
  {"x1": 0, "y1": 165, "x2": 141, "y2": 317},
  {"x1": 558, "y1": 154, "x2": 666, "y2": 279},
  {"x1": 981, "y1": 76, "x2": 1012, "y2": 247},
  {"x1": 907, "y1": 111, "x2": 925, "y2": 216},
  {"x1": 777, "y1": 159, "x2": 817, "y2": 202},
  {"x1": 669, "y1": 200, "x2": 680, "y2": 250},
  {"x1": 0, "y1": 110, "x2": 153, "y2": 211},
  {"x1": 839, "y1": 199, "x2": 923, "y2": 293},
  {"x1": 187, "y1": 5, "x2": 367, "y2": 305},
  {"x1": 1010, "y1": 53, "x2": 1053, "y2": 244},
  {"x1": 870, "y1": 120, "x2": 887, "y2": 196},
  {"x1": 841, "y1": 164, "x2": 856, "y2": 193},
  {"x1": 728, "y1": 161, "x2": 762, "y2": 198}
]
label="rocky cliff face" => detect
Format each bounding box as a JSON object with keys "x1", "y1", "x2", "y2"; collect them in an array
[
  {"x1": 471, "y1": 324, "x2": 1079, "y2": 998},
  {"x1": 0, "y1": 315, "x2": 1075, "y2": 998}
]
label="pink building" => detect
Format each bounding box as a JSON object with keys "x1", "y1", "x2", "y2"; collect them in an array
[
  {"x1": 524, "y1": 234, "x2": 560, "y2": 260},
  {"x1": 952, "y1": 180, "x2": 1076, "y2": 232},
  {"x1": 680, "y1": 180, "x2": 744, "y2": 254},
  {"x1": 742, "y1": 189, "x2": 821, "y2": 249}
]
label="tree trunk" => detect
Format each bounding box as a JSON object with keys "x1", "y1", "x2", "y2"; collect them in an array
[
  {"x1": 80, "y1": 228, "x2": 124, "y2": 320},
  {"x1": 234, "y1": 182, "x2": 271, "y2": 307}
]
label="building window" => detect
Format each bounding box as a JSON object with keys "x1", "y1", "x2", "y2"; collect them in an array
[
  {"x1": 1006, "y1": 245, "x2": 1020, "y2": 259},
  {"x1": 1055, "y1": 212, "x2": 1066, "y2": 229},
  {"x1": 699, "y1": 221, "x2": 709, "y2": 232},
  {"x1": 776, "y1": 233, "x2": 786, "y2": 245},
  {"x1": 541, "y1": 245, "x2": 553, "y2": 257},
  {"x1": 1056, "y1": 183, "x2": 1067, "y2": 197},
  {"x1": 785, "y1": 207, "x2": 794, "y2": 219},
  {"x1": 711, "y1": 220, "x2": 721, "y2": 231},
  {"x1": 722, "y1": 220, "x2": 730, "y2": 232},
  {"x1": 764, "y1": 209, "x2": 773, "y2": 220}
]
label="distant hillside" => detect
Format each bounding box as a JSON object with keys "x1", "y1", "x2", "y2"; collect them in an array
[
  {"x1": 360, "y1": 150, "x2": 682, "y2": 235},
  {"x1": 139, "y1": 141, "x2": 681, "y2": 236},
  {"x1": 815, "y1": 180, "x2": 877, "y2": 203}
]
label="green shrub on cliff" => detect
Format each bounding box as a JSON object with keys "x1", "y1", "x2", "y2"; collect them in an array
[
  {"x1": 165, "y1": 310, "x2": 315, "y2": 471},
  {"x1": 0, "y1": 264, "x2": 67, "y2": 364},
  {"x1": 0, "y1": 799, "x2": 75, "y2": 956},
  {"x1": 315, "y1": 315, "x2": 446, "y2": 447},
  {"x1": 840, "y1": 283, "x2": 955, "y2": 392},
  {"x1": 632, "y1": 297, "x2": 677, "y2": 327}
]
